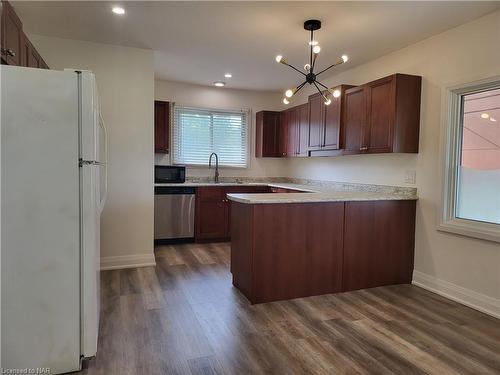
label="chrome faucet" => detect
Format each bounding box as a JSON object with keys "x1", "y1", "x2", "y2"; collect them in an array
[{"x1": 208, "y1": 152, "x2": 219, "y2": 183}]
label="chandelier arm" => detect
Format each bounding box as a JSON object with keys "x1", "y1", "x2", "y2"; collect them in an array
[
  {"x1": 315, "y1": 60, "x2": 344, "y2": 76},
  {"x1": 313, "y1": 81, "x2": 328, "y2": 101},
  {"x1": 283, "y1": 62, "x2": 306, "y2": 76},
  {"x1": 294, "y1": 81, "x2": 307, "y2": 95},
  {"x1": 315, "y1": 81, "x2": 330, "y2": 91}
]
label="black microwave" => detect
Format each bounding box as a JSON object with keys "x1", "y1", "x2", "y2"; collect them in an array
[{"x1": 155, "y1": 165, "x2": 186, "y2": 183}]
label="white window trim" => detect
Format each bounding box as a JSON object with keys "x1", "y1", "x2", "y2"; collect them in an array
[
  {"x1": 438, "y1": 76, "x2": 500, "y2": 243},
  {"x1": 170, "y1": 103, "x2": 252, "y2": 169}
]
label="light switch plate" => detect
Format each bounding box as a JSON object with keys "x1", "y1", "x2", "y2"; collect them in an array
[{"x1": 404, "y1": 170, "x2": 417, "y2": 184}]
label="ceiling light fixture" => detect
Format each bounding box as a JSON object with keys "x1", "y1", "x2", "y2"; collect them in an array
[
  {"x1": 490, "y1": 117, "x2": 497, "y2": 122},
  {"x1": 276, "y1": 19, "x2": 348, "y2": 105},
  {"x1": 224, "y1": 73, "x2": 232, "y2": 78},
  {"x1": 112, "y1": 6, "x2": 125, "y2": 15},
  {"x1": 481, "y1": 113, "x2": 490, "y2": 119},
  {"x1": 214, "y1": 81, "x2": 225, "y2": 87}
]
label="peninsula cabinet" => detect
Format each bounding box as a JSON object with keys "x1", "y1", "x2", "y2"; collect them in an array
[
  {"x1": 154, "y1": 101, "x2": 170, "y2": 154},
  {"x1": 342, "y1": 74, "x2": 422, "y2": 154},
  {"x1": 231, "y1": 202, "x2": 345, "y2": 303},
  {"x1": 342, "y1": 200, "x2": 416, "y2": 291},
  {"x1": 255, "y1": 111, "x2": 281, "y2": 157},
  {"x1": 308, "y1": 85, "x2": 354, "y2": 156},
  {"x1": 230, "y1": 198, "x2": 417, "y2": 304}
]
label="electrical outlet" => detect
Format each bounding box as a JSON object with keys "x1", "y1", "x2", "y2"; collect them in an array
[{"x1": 404, "y1": 170, "x2": 416, "y2": 184}]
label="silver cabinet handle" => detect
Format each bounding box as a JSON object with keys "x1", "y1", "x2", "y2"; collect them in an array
[{"x1": 360, "y1": 146, "x2": 368, "y2": 151}]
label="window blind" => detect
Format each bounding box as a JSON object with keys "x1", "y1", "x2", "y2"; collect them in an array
[{"x1": 172, "y1": 104, "x2": 249, "y2": 168}]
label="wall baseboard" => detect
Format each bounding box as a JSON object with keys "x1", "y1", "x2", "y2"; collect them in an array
[
  {"x1": 100, "y1": 253, "x2": 156, "y2": 271},
  {"x1": 412, "y1": 270, "x2": 500, "y2": 319}
]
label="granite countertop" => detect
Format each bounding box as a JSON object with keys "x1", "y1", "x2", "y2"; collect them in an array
[
  {"x1": 154, "y1": 177, "x2": 418, "y2": 203},
  {"x1": 227, "y1": 191, "x2": 418, "y2": 204}
]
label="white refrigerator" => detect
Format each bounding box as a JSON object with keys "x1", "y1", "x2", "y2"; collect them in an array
[{"x1": 1, "y1": 65, "x2": 107, "y2": 373}]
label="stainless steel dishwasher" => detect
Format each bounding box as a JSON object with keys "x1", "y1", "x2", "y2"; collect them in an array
[{"x1": 154, "y1": 186, "x2": 195, "y2": 243}]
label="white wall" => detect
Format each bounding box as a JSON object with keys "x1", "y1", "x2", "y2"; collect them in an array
[
  {"x1": 155, "y1": 80, "x2": 287, "y2": 178},
  {"x1": 286, "y1": 11, "x2": 500, "y2": 313},
  {"x1": 30, "y1": 35, "x2": 155, "y2": 269}
]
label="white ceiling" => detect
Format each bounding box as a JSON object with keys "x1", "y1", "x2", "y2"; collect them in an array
[{"x1": 13, "y1": 1, "x2": 500, "y2": 91}]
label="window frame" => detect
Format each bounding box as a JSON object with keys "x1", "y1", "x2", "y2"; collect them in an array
[
  {"x1": 438, "y1": 76, "x2": 500, "y2": 243},
  {"x1": 170, "y1": 103, "x2": 252, "y2": 169}
]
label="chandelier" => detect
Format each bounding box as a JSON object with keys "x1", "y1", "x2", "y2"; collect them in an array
[{"x1": 276, "y1": 19, "x2": 348, "y2": 105}]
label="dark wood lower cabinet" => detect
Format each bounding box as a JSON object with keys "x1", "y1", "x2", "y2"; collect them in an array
[
  {"x1": 342, "y1": 200, "x2": 416, "y2": 291},
  {"x1": 195, "y1": 185, "x2": 271, "y2": 242},
  {"x1": 232, "y1": 202, "x2": 345, "y2": 304},
  {"x1": 195, "y1": 187, "x2": 228, "y2": 241},
  {"x1": 230, "y1": 199, "x2": 416, "y2": 304}
]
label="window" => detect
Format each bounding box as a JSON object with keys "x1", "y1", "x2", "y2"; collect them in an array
[
  {"x1": 171, "y1": 104, "x2": 249, "y2": 168},
  {"x1": 440, "y1": 78, "x2": 500, "y2": 242}
]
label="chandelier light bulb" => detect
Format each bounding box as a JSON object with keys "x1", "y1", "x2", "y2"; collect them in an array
[
  {"x1": 283, "y1": 98, "x2": 290, "y2": 105},
  {"x1": 285, "y1": 89, "x2": 294, "y2": 98},
  {"x1": 276, "y1": 55, "x2": 283, "y2": 63},
  {"x1": 308, "y1": 40, "x2": 319, "y2": 46},
  {"x1": 481, "y1": 113, "x2": 490, "y2": 119},
  {"x1": 342, "y1": 55, "x2": 349, "y2": 63},
  {"x1": 313, "y1": 45, "x2": 321, "y2": 54},
  {"x1": 490, "y1": 117, "x2": 497, "y2": 122},
  {"x1": 304, "y1": 63, "x2": 311, "y2": 72},
  {"x1": 324, "y1": 98, "x2": 332, "y2": 106},
  {"x1": 332, "y1": 89, "x2": 341, "y2": 98}
]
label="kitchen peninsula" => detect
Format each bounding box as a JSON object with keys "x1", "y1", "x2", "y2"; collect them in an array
[{"x1": 228, "y1": 183, "x2": 418, "y2": 304}]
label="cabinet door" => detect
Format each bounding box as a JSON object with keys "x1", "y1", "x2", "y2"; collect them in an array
[
  {"x1": 286, "y1": 109, "x2": 298, "y2": 157},
  {"x1": 342, "y1": 86, "x2": 366, "y2": 154},
  {"x1": 365, "y1": 76, "x2": 395, "y2": 153},
  {"x1": 308, "y1": 93, "x2": 324, "y2": 150},
  {"x1": 27, "y1": 45, "x2": 42, "y2": 68},
  {"x1": 278, "y1": 111, "x2": 288, "y2": 157},
  {"x1": 154, "y1": 101, "x2": 170, "y2": 153},
  {"x1": 1, "y1": 1, "x2": 22, "y2": 66},
  {"x1": 343, "y1": 201, "x2": 416, "y2": 292},
  {"x1": 297, "y1": 103, "x2": 309, "y2": 157},
  {"x1": 256, "y1": 111, "x2": 280, "y2": 157},
  {"x1": 195, "y1": 187, "x2": 228, "y2": 240},
  {"x1": 323, "y1": 94, "x2": 341, "y2": 150}
]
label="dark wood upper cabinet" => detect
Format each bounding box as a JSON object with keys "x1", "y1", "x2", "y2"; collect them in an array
[
  {"x1": 297, "y1": 103, "x2": 309, "y2": 157},
  {"x1": 255, "y1": 111, "x2": 281, "y2": 157},
  {"x1": 308, "y1": 85, "x2": 354, "y2": 156},
  {"x1": 342, "y1": 86, "x2": 366, "y2": 153},
  {"x1": 308, "y1": 93, "x2": 323, "y2": 150},
  {"x1": 154, "y1": 101, "x2": 170, "y2": 154},
  {"x1": 1, "y1": 0, "x2": 22, "y2": 66},
  {"x1": 342, "y1": 74, "x2": 421, "y2": 154},
  {"x1": 1, "y1": 1, "x2": 49, "y2": 69}
]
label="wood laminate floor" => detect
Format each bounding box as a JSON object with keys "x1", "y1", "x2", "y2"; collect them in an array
[{"x1": 82, "y1": 242, "x2": 500, "y2": 375}]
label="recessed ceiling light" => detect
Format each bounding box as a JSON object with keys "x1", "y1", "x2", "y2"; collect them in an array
[
  {"x1": 481, "y1": 113, "x2": 490, "y2": 119},
  {"x1": 112, "y1": 6, "x2": 125, "y2": 15},
  {"x1": 214, "y1": 81, "x2": 225, "y2": 87},
  {"x1": 224, "y1": 73, "x2": 232, "y2": 78}
]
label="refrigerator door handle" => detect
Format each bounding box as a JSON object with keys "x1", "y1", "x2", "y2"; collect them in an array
[{"x1": 98, "y1": 113, "x2": 108, "y2": 211}]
